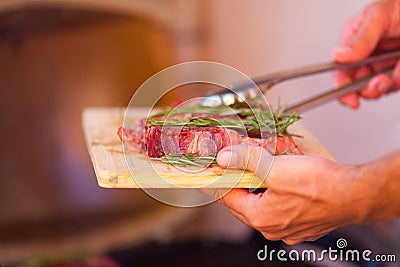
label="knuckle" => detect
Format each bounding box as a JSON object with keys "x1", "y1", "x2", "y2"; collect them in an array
[
  {"x1": 248, "y1": 215, "x2": 271, "y2": 231},
  {"x1": 248, "y1": 217, "x2": 264, "y2": 230},
  {"x1": 283, "y1": 238, "x2": 302, "y2": 246},
  {"x1": 261, "y1": 232, "x2": 282, "y2": 241}
]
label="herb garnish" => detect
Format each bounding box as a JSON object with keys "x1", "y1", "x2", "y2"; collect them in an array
[
  {"x1": 151, "y1": 104, "x2": 301, "y2": 166},
  {"x1": 147, "y1": 105, "x2": 301, "y2": 137},
  {"x1": 161, "y1": 153, "x2": 217, "y2": 167}
]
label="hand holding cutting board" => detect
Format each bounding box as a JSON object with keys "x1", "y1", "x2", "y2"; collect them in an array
[
  {"x1": 208, "y1": 145, "x2": 400, "y2": 245},
  {"x1": 207, "y1": 0, "x2": 400, "y2": 245}
]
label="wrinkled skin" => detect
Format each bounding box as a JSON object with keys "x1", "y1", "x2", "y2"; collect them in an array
[
  {"x1": 208, "y1": 145, "x2": 400, "y2": 245},
  {"x1": 203, "y1": 0, "x2": 400, "y2": 246}
]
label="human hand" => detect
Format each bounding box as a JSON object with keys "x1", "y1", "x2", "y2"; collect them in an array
[
  {"x1": 333, "y1": 0, "x2": 400, "y2": 108},
  {"x1": 209, "y1": 144, "x2": 384, "y2": 245}
]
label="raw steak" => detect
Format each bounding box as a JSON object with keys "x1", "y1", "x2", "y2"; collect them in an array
[{"x1": 118, "y1": 125, "x2": 302, "y2": 157}]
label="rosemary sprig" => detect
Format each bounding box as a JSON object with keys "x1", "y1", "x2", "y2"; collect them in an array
[
  {"x1": 277, "y1": 148, "x2": 290, "y2": 156},
  {"x1": 149, "y1": 104, "x2": 301, "y2": 166},
  {"x1": 147, "y1": 105, "x2": 301, "y2": 137},
  {"x1": 274, "y1": 112, "x2": 301, "y2": 137},
  {"x1": 152, "y1": 105, "x2": 237, "y2": 117},
  {"x1": 161, "y1": 153, "x2": 217, "y2": 166},
  {"x1": 148, "y1": 117, "x2": 246, "y2": 129}
]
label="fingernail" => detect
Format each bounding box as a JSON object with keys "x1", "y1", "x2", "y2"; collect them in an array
[
  {"x1": 333, "y1": 46, "x2": 352, "y2": 55},
  {"x1": 218, "y1": 150, "x2": 238, "y2": 167}
]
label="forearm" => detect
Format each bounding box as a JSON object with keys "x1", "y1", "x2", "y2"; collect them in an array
[{"x1": 353, "y1": 151, "x2": 400, "y2": 224}]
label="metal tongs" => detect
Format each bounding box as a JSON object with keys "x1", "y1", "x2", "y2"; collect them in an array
[{"x1": 200, "y1": 50, "x2": 400, "y2": 113}]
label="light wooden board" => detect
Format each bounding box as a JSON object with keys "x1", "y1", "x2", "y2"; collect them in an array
[{"x1": 82, "y1": 107, "x2": 333, "y2": 189}]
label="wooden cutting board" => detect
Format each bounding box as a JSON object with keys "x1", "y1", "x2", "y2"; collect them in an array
[{"x1": 82, "y1": 107, "x2": 333, "y2": 189}]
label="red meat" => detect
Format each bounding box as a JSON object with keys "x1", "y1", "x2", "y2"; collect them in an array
[
  {"x1": 118, "y1": 124, "x2": 302, "y2": 157},
  {"x1": 244, "y1": 135, "x2": 303, "y2": 155},
  {"x1": 144, "y1": 126, "x2": 243, "y2": 158}
]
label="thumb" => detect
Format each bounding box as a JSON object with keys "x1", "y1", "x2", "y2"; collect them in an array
[
  {"x1": 216, "y1": 144, "x2": 273, "y2": 180},
  {"x1": 333, "y1": 5, "x2": 386, "y2": 63}
]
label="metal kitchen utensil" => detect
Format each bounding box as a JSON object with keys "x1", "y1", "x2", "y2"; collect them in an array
[{"x1": 200, "y1": 50, "x2": 400, "y2": 113}]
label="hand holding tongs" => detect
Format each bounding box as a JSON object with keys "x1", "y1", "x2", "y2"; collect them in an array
[{"x1": 200, "y1": 50, "x2": 400, "y2": 113}]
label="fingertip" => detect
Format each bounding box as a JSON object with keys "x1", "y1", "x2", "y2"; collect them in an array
[
  {"x1": 216, "y1": 144, "x2": 246, "y2": 168},
  {"x1": 332, "y1": 46, "x2": 353, "y2": 63},
  {"x1": 333, "y1": 46, "x2": 370, "y2": 63},
  {"x1": 217, "y1": 144, "x2": 273, "y2": 180},
  {"x1": 361, "y1": 74, "x2": 394, "y2": 98},
  {"x1": 339, "y1": 93, "x2": 360, "y2": 109},
  {"x1": 216, "y1": 149, "x2": 235, "y2": 168}
]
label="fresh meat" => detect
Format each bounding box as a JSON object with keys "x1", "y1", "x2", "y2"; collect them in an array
[
  {"x1": 144, "y1": 126, "x2": 243, "y2": 158},
  {"x1": 117, "y1": 119, "x2": 147, "y2": 152},
  {"x1": 118, "y1": 124, "x2": 302, "y2": 157},
  {"x1": 118, "y1": 113, "x2": 243, "y2": 157},
  {"x1": 275, "y1": 136, "x2": 303, "y2": 155},
  {"x1": 244, "y1": 135, "x2": 303, "y2": 155}
]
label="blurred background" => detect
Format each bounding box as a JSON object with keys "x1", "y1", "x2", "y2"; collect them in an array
[{"x1": 0, "y1": 0, "x2": 399, "y2": 266}]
